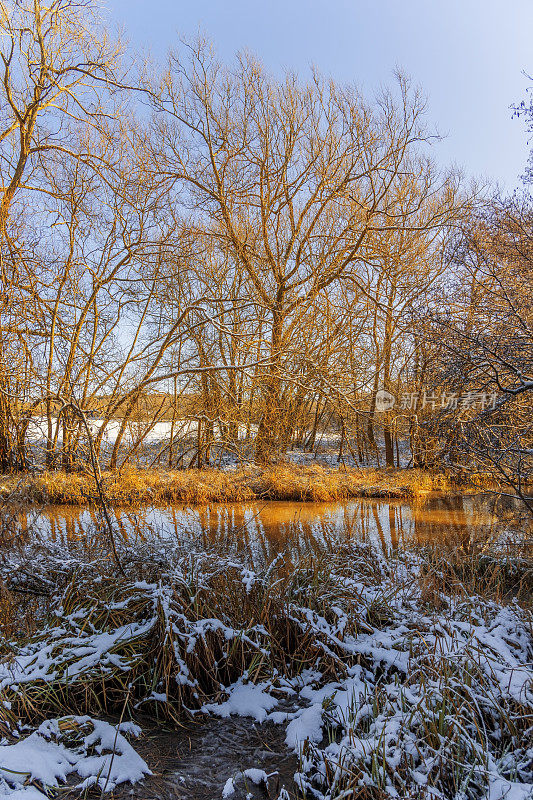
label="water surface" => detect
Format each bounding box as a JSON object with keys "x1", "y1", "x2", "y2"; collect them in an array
[{"x1": 12, "y1": 493, "x2": 528, "y2": 566}]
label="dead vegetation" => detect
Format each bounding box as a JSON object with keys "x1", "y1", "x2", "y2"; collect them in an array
[
  {"x1": 0, "y1": 525, "x2": 530, "y2": 799},
  {"x1": 0, "y1": 465, "x2": 484, "y2": 507}
]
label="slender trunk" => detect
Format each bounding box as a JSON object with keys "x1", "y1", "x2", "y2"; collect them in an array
[
  {"x1": 168, "y1": 377, "x2": 177, "y2": 468},
  {"x1": 382, "y1": 276, "x2": 397, "y2": 468},
  {"x1": 367, "y1": 370, "x2": 380, "y2": 446},
  {"x1": 196, "y1": 417, "x2": 203, "y2": 468},
  {"x1": 337, "y1": 417, "x2": 345, "y2": 464},
  {"x1": 305, "y1": 397, "x2": 319, "y2": 452},
  {"x1": 254, "y1": 300, "x2": 284, "y2": 464},
  {"x1": 109, "y1": 392, "x2": 141, "y2": 470}
]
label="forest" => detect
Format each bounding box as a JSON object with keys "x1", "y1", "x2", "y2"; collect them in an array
[
  {"x1": 0, "y1": 1, "x2": 530, "y2": 501},
  {"x1": 0, "y1": 3, "x2": 531, "y2": 800}
]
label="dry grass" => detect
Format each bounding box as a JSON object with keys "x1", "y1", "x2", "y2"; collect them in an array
[
  {"x1": 0, "y1": 534, "x2": 530, "y2": 800},
  {"x1": 419, "y1": 546, "x2": 533, "y2": 606},
  {"x1": 0, "y1": 465, "x2": 480, "y2": 506},
  {"x1": 0, "y1": 547, "x2": 358, "y2": 729}
]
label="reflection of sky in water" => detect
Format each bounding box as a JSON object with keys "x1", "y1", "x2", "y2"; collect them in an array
[{"x1": 12, "y1": 494, "x2": 525, "y2": 568}]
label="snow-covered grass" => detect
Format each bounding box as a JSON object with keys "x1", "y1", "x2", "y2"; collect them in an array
[
  {"x1": 0, "y1": 531, "x2": 531, "y2": 799},
  {"x1": 0, "y1": 717, "x2": 149, "y2": 797}
]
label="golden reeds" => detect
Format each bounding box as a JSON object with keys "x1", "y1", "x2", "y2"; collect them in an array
[{"x1": 0, "y1": 465, "x2": 475, "y2": 507}]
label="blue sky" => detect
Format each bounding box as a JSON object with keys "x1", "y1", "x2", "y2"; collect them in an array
[{"x1": 104, "y1": 0, "x2": 532, "y2": 191}]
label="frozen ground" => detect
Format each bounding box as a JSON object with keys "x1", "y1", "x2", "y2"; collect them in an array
[
  {"x1": 24, "y1": 415, "x2": 407, "y2": 468},
  {"x1": 25, "y1": 416, "x2": 253, "y2": 445}
]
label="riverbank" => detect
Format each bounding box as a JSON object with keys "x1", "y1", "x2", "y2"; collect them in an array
[
  {"x1": 0, "y1": 529, "x2": 530, "y2": 799},
  {"x1": 0, "y1": 464, "x2": 489, "y2": 506}
]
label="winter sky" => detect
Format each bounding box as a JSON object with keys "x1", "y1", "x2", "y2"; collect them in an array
[{"x1": 104, "y1": 0, "x2": 532, "y2": 193}]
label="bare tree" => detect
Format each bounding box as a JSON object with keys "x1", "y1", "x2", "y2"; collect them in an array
[
  {"x1": 0, "y1": 0, "x2": 123, "y2": 470},
  {"x1": 145, "y1": 42, "x2": 462, "y2": 462},
  {"x1": 420, "y1": 197, "x2": 533, "y2": 510}
]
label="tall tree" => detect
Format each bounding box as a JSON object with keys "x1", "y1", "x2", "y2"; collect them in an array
[
  {"x1": 147, "y1": 42, "x2": 459, "y2": 462},
  {"x1": 0, "y1": 0, "x2": 122, "y2": 469}
]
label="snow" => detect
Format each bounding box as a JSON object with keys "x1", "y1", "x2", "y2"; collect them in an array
[
  {"x1": 22, "y1": 413, "x2": 404, "y2": 470},
  {"x1": 220, "y1": 768, "x2": 270, "y2": 798},
  {"x1": 0, "y1": 717, "x2": 150, "y2": 796},
  {"x1": 0, "y1": 537, "x2": 531, "y2": 799},
  {"x1": 25, "y1": 416, "x2": 196, "y2": 445},
  {"x1": 0, "y1": 786, "x2": 49, "y2": 799},
  {"x1": 285, "y1": 703, "x2": 324, "y2": 749},
  {"x1": 242, "y1": 768, "x2": 269, "y2": 784},
  {"x1": 222, "y1": 776, "x2": 236, "y2": 798},
  {"x1": 0, "y1": 620, "x2": 155, "y2": 691},
  {"x1": 25, "y1": 416, "x2": 255, "y2": 446},
  {"x1": 202, "y1": 678, "x2": 278, "y2": 722},
  {"x1": 487, "y1": 777, "x2": 533, "y2": 800}
]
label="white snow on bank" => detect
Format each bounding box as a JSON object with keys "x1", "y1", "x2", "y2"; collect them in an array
[
  {"x1": 25, "y1": 416, "x2": 196, "y2": 445},
  {"x1": 202, "y1": 678, "x2": 277, "y2": 722},
  {"x1": 25, "y1": 416, "x2": 256, "y2": 446},
  {"x1": 0, "y1": 543, "x2": 530, "y2": 800},
  {"x1": 221, "y1": 768, "x2": 271, "y2": 798},
  {"x1": 0, "y1": 717, "x2": 150, "y2": 797}
]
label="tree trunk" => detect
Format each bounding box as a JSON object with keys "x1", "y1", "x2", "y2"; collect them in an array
[{"x1": 254, "y1": 302, "x2": 285, "y2": 464}]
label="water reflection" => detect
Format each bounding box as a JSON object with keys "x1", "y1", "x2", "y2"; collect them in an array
[{"x1": 10, "y1": 493, "x2": 527, "y2": 566}]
